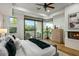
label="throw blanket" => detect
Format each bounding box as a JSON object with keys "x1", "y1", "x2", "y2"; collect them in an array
[
  {"x1": 29, "y1": 38, "x2": 50, "y2": 49},
  {"x1": 5, "y1": 39, "x2": 16, "y2": 56}
]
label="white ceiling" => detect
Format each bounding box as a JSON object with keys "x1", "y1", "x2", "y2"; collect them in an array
[
  {"x1": 0, "y1": 3, "x2": 73, "y2": 19},
  {"x1": 15, "y1": 3, "x2": 71, "y2": 14}
]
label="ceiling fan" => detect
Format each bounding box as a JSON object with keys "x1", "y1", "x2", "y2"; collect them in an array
[{"x1": 36, "y1": 3, "x2": 55, "y2": 11}]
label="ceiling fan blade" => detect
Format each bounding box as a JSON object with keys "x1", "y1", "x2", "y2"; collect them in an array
[
  {"x1": 48, "y1": 6, "x2": 55, "y2": 9},
  {"x1": 48, "y1": 3, "x2": 54, "y2": 5},
  {"x1": 36, "y1": 4, "x2": 44, "y2": 6}
]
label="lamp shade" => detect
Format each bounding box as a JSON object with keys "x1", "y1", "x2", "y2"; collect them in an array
[{"x1": 0, "y1": 29, "x2": 7, "y2": 34}]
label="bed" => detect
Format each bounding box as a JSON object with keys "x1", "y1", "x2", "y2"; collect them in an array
[{"x1": 0, "y1": 35, "x2": 58, "y2": 56}]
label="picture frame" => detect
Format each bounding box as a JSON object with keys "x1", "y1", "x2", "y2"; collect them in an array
[
  {"x1": 68, "y1": 12, "x2": 79, "y2": 29},
  {"x1": 9, "y1": 16, "x2": 17, "y2": 33},
  {"x1": 9, "y1": 27, "x2": 17, "y2": 33},
  {"x1": 9, "y1": 16, "x2": 17, "y2": 26}
]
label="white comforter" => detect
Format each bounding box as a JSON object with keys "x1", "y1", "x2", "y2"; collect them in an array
[{"x1": 16, "y1": 40, "x2": 56, "y2": 56}]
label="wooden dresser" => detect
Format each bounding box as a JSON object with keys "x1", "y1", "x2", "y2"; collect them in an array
[{"x1": 52, "y1": 29, "x2": 64, "y2": 44}]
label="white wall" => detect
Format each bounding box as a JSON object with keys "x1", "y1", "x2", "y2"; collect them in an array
[
  {"x1": 64, "y1": 4, "x2": 79, "y2": 50},
  {"x1": 0, "y1": 14, "x2": 3, "y2": 28},
  {"x1": 3, "y1": 14, "x2": 24, "y2": 40},
  {"x1": 53, "y1": 13, "x2": 65, "y2": 29},
  {"x1": 53, "y1": 13, "x2": 66, "y2": 43},
  {"x1": 53, "y1": 4, "x2": 79, "y2": 51},
  {"x1": 16, "y1": 15, "x2": 24, "y2": 40},
  {"x1": 0, "y1": 4, "x2": 24, "y2": 40}
]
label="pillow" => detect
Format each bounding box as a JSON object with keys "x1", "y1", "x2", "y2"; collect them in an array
[
  {"x1": 6, "y1": 35, "x2": 15, "y2": 41},
  {"x1": 5, "y1": 39, "x2": 16, "y2": 56},
  {"x1": 4, "y1": 35, "x2": 15, "y2": 44},
  {"x1": 1, "y1": 36, "x2": 12, "y2": 46},
  {"x1": 8, "y1": 35, "x2": 21, "y2": 49},
  {"x1": 0, "y1": 44, "x2": 8, "y2": 56},
  {"x1": 0, "y1": 40, "x2": 6, "y2": 46},
  {"x1": 0, "y1": 35, "x2": 13, "y2": 46},
  {"x1": 12, "y1": 35, "x2": 16, "y2": 39},
  {"x1": 0, "y1": 35, "x2": 15, "y2": 47},
  {"x1": 14, "y1": 38, "x2": 21, "y2": 49},
  {"x1": 0, "y1": 36, "x2": 6, "y2": 42},
  {"x1": 0, "y1": 37, "x2": 3, "y2": 42}
]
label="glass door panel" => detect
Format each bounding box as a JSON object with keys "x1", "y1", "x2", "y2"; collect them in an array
[
  {"x1": 43, "y1": 22, "x2": 54, "y2": 39},
  {"x1": 24, "y1": 20, "x2": 35, "y2": 39},
  {"x1": 35, "y1": 21, "x2": 42, "y2": 39}
]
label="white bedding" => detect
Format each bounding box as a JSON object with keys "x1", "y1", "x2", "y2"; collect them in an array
[{"x1": 16, "y1": 40, "x2": 56, "y2": 56}]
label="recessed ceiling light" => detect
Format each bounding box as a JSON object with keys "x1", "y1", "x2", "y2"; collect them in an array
[
  {"x1": 47, "y1": 10, "x2": 50, "y2": 12},
  {"x1": 39, "y1": 13, "x2": 47, "y2": 17}
]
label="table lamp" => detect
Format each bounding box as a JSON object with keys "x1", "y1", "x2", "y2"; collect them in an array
[{"x1": 0, "y1": 29, "x2": 7, "y2": 37}]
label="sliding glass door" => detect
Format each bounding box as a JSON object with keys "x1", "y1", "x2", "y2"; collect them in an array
[
  {"x1": 35, "y1": 21, "x2": 42, "y2": 39},
  {"x1": 24, "y1": 19, "x2": 53, "y2": 40},
  {"x1": 24, "y1": 19, "x2": 42, "y2": 40},
  {"x1": 43, "y1": 22, "x2": 54, "y2": 39}
]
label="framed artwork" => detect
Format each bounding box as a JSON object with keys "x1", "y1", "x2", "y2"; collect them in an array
[
  {"x1": 68, "y1": 12, "x2": 79, "y2": 29},
  {"x1": 9, "y1": 16, "x2": 17, "y2": 33},
  {"x1": 9, "y1": 27, "x2": 17, "y2": 33},
  {"x1": 9, "y1": 16, "x2": 17, "y2": 26}
]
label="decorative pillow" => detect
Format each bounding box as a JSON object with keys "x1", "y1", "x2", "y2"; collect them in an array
[
  {"x1": 5, "y1": 39, "x2": 16, "y2": 56},
  {"x1": 0, "y1": 44, "x2": 8, "y2": 56},
  {"x1": 12, "y1": 35, "x2": 16, "y2": 39}
]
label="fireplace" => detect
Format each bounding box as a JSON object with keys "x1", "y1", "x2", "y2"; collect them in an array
[{"x1": 68, "y1": 31, "x2": 79, "y2": 40}]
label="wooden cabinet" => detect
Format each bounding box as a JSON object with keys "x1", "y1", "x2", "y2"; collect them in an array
[{"x1": 52, "y1": 29, "x2": 64, "y2": 43}]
